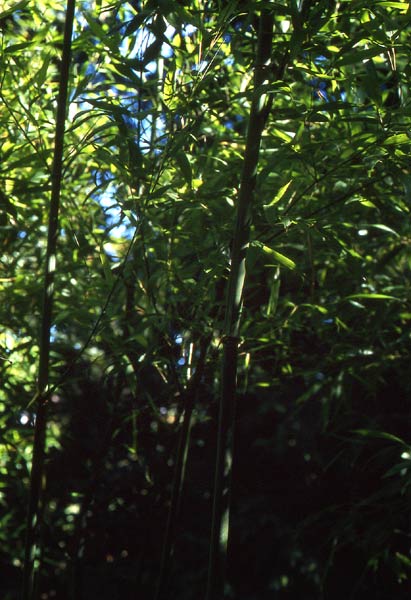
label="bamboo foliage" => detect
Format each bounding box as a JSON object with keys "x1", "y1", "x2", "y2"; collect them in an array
[{"x1": 0, "y1": 0, "x2": 409, "y2": 597}]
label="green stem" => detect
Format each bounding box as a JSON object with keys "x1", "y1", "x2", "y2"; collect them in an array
[
  {"x1": 155, "y1": 336, "x2": 210, "y2": 600},
  {"x1": 205, "y1": 10, "x2": 274, "y2": 600},
  {"x1": 22, "y1": 2, "x2": 76, "y2": 598}
]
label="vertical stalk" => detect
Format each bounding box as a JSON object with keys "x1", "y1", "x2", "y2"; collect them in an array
[
  {"x1": 205, "y1": 10, "x2": 274, "y2": 600},
  {"x1": 155, "y1": 336, "x2": 210, "y2": 600},
  {"x1": 22, "y1": 2, "x2": 76, "y2": 598}
]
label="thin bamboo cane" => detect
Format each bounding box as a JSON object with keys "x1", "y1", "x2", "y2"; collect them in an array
[
  {"x1": 22, "y1": 2, "x2": 76, "y2": 598},
  {"x1": 205, "y1": 11, "x2": 274, "y2": 600},
  {"x1": 155, "y1": 336, "x2": 210, "y2": 600}
]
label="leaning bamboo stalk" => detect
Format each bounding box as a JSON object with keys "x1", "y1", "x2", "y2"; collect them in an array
[
  {"x1": 22, "y1": 2, "x2": 76, "y2": 598},
  {"x1": 205, "y1": 11, "x2": 274, "y2": 600}
]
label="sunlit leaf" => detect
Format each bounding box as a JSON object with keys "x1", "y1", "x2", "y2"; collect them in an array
[
  {"x1": 383, "y1": 133, "x2": 410, "y2": 145},
  {"x1": 367, "y1": 223, "x2": 400, "y2": 236},
  {"x1": 0, "y1": 0, "x2": 28, "y2": 20},
  {"x1": 264, "y1": 180, "x2": 293, "y2": 208},
  {"x1": 258, "y1": 244, "x2": 296, "y2": 270},
  {"x1": 376, "y1": 1, "x2": 410, "y2": 9},
  {"x1": 345, "y1": 293, "x2": 400, "y2": 301},
  {"x1": 337, "y1": 47, "x2": 384, "y2": 66}
]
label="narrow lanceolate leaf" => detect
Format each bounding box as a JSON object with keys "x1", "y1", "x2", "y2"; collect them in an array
[
  {"x1": 266, "y1": 270, "x2": 280, "y2": 317},
  {"x1": 264, "y1": 180, "x2": 293, "y2": 208},
  {"x1": 0, "y1": 0, "x2": 28, "y2": 20},
  {"x1": 353, "y1": 429, "x2": 408, "y2": 446},
  {"x1": 259, "y1": 244, "x2": 296, "y2": 270},
  {"x1": 336, "y1": 47, "x2": 384, "y2": 66},
  {"x1": 367, "y1": 224, "x2": 400, "y2": 236},
  {"x1": 376, "y1": 1, "x2": 410, "y2": 10},
  {"x1": 345, "y1": 293, "x2": 400, "y2": 301}
]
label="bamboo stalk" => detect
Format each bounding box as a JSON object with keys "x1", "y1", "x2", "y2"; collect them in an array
[
  {"x1": 205, "y1": 10, "x2": 274, "y2": 600},
  {"x1": 22, "y1": 2, "x2": 76, "y2": 598},
  {"x1": 155, "y1": 336, "x2": 210, "y2": 600}
]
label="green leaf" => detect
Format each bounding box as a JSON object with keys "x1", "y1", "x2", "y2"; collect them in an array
[
  {"x1": 353, "y1": 429, "x2": 408, "y2": 446},
  {"x1": 0, "y1": 0, "x2": 28, "y2": 20},
  {"x1": 266, "y1": 267, "x2": 280, "y2": 316},
  {"x1": 376, "y1": 1, "x2": 410, "y2": 9},
  {"x1": 382, "y1": 462, "x2": 411, "y2": 479},
  {"x1": 162, "y1": 69, "x2": 179, "y2": 110},
  {"x1": 175, "y1": 152, "x2": 192, "y2": 187},
  {"x1": 337, "y1": 47, "x2": 384, "y2": 67},
  {"x1": 345, "y1": 293, "x2": 400, "y2": 301},
  {"x1": 271, "y1": 128, "x2": 294, "y2": 143},
  {"x1": 301, "y1": 303, "x2": 328, "y2": 314},
  {"x1": 264, "y1": 180, "x2": 293, "y2": 208},
  {"x1": 5, "y1": 41, "x2": 33, "y2": 53},
  {"x1": 261, "y1": 246, "x2": 296, "y2": 270},
  {"x1": 368, "y1": 224, "x2": 400, "y2": 236},
  {"x1": 34, "y1": 55, "x2": 51, "y2": 89},
  {"x1": 99, "y1": 249, "x2": 114, "y2": 283},
  {"x1": 383, "y1": 133, "x2": 410, "y2": 146},
  {"x1": 124, "y1": 13, "x2": 149, "y2": 36}
]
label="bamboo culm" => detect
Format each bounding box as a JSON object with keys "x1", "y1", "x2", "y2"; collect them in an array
[
  {"x1": 22, "y1": 2, "x2": 76, "y2": 598},
  {"x1": 205, "y1": 11, "x2": 274, "y2": 600}
]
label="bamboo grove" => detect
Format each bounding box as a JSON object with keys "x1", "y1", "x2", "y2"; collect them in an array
[{"x1": 1, "y1": 0, "x2": 411, "y2": 598}]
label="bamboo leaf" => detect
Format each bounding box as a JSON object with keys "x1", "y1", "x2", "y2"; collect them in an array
[
  {"x1": 337, "y1": 47, "x2": 385, "y2": 66},
  {"x1": 345, "y1": 293, "x2": 400, "y2": 301},
  {"x1": 0, "y1": 0, "x2": 28, "y2": 20},
  {"x1": 261, "y1": 245, "x2": 296, "y2": 270},
  {"x1": 34, "y1": 55, "x2": 51, "y2": 89},
  {"x1": 368, "y1": 223, "x2": 400, "y2": 236},
  {"x1": 175, "y1": 152, "x2": 192, "y2": 187},
  {"x1": 265, "y1": 180, "x2": 293, "y2": 208},
  {"x1": 376, "y1": 1, "x2": 410, "y2": 9},
  {"x1": 383, "y1": 133, "x2": 410, "y2": 145},
  {"x1": 353, "y1": 429, "x2": 408, "y2": 446},
  {"x1": 271, "y1": 128, "x2": 294, "y2": 143},
  {"x1": 266, "y1": 267, "x2": 280, "y2": 316}
]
